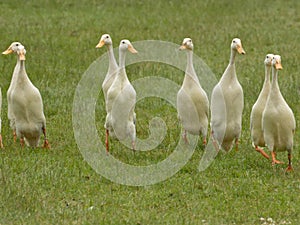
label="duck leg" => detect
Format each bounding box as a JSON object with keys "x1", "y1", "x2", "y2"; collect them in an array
[
  {"x1": 0, "y1": 134, "x2": 3, "y2": 148},
  {"x1": 42, "y1": 127, "x2": 50, "y2": 149},
  {"x1": 285, "y1": 153, "x2": 293, "y2": 172},
  {"x1": 271, "y1": 151, "x2": 284, "y2": 165},
  {"x1": 183, "y1": 130, "x2": 188, "y2": 144},
  {"x1": 211, "y1": 130, "x2": 220, "y2": 152},
  {"x1": 105, "y1": 129, "x2": 109, "y2": 154},
  {"x1": 20, "y1": 137, "x2": 25, "y2": 147},
  {"x1": 202, "y1": 136, "x2": 207, "y2": 146},
  {"x1": 13, "y1": 130, "x2": 17, "y2": 143},
  {"x1": 255, "y1": 145, "x2": 270, "y2": 159},
  {"x1": 235, "y1": 138, "x2": 239, "y2": 151}
]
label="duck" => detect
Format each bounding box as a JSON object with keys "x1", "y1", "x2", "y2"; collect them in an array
[
  {"x1": 96, "y1": 33, "x2": 118, "y2": 102},
  {"x1": 262, "y1": 55, "x2": 295, "y2": 171},
  {"x1": 0, "y1": 88, "x2": 3, "y2": 148},
  {"x1": 177, "y1": 38, "x2": 209, "y2": 145},
  {"x1": 250, "y1": 54, "x2": 274, "y2": 159},
  {"x1": 210, "y1": 38, "x2": 245, "y2": 152},
  {"x1": 5, "y1": 42, "x2": 21, "y2": 142},
  {"x1": 105, "y1": 39, "x2": 137, "y2": 153},
  {"x1": 2, "y1": 42, "x2": 50, "y2": 148}
]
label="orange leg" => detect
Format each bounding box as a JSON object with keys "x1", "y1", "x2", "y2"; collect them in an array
[
  {"x1": 235, "y1": 138, "x2": 239, "y2": 152},
  {"x1": 202, "y1": 137, "x2": 207, "y2": 146},
  {"x1": 271, "y1": 151, "x2": 284, "y2": 165},
  {"x1": 183, "y1": 130, "x2": 188, "y2": 144},
  {"x1": 132, "y1": 141, "x2": 136, "y2": 151},
  {"x1": 42, "y1": 127, "x2": 50, "y2": 149},
  {"x1": 105, "y1": 129, "x2": 109, "y2": 154},
  {"x1": 0, "y1": 134, "x2": 3, "y2": 148},
  {"x1": 211, "y1": 130, "x2": 220, "y2": 152},
  {"x1": 285, "y1": 153, "x2": 293, "y2": 172},
  {"x1": 255, "y1": 146, "x2": 270, "y2": 159},
  {"x1": 20, "y1": 137, "x2": 25, "y2": 147},
  {"x1": 13, "y1": 130, "x2": 17, "y2": 143}
]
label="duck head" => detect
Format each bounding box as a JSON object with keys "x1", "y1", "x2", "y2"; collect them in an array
[
  {"x1": 264, "y1": 54, "x2": 274, "y2": 66},
  {"x1": 272, "y1": 55, "x2": 283, "y2": 70},
  {"x1": 96, "y1": 34, "x2": 113, "y2": 48},
  {"x1": 119, "y1": 39, "x2": 138, "y2": 53},
  {"x1": 231, "y1": 38, "x2": 245, "y2": 55},
  {"x1": 179, "y1": 38, "x2": 194, "y2": 51},
  {"x1": 2, "y1": 42, "x2": 26, "y2": 60}
]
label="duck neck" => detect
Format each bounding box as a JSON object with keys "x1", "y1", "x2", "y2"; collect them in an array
[
  {"x1": 185, "y1": 50, "x2": 196, "y2": 77},
  {"x1": 271, "y1": 66, "x2": 279, "y2": 90},
  {"x1": 118, "y1": 49, "x2": 127, "y2": 78},
  {"x1": 229, "y1": 48, "x2": 237, "y2": 65},
  {"x1": 264, "y1": 65, "x2": 271, "y2": 83},
  {"x1": 17, "y1": 59, "x2": 29, "y2": 82},
  {"x1": 107, "y1": 44, "x2": 118, "y2": 74}
]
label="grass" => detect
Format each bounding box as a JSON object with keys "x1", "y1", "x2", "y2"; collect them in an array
[{"x1": 1, "y1": 0, "x2": 300, "y2": 224}]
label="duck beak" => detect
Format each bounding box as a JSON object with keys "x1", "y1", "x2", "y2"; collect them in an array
[
  {"x1": 96, "y1": 39, "x2": 105, "y2": 48},
  {"x1": 179, "y1": 45, "x2": 186, "y2": 50},
  {"x1": 236, "y1": 44, "x2": 246, "y2": 55},
  {"x1": 2, "y1": 48, "x2": 13, "y2": 55},
  {"x1": 275, "y1": 61, "x2": 282, "y2": 70},
  {"x1": 128, "y1": 44, "x2": 138, "y2": 53}
]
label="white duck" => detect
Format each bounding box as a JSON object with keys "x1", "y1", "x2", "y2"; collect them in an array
[
  {"x1": 5, "y1": 42, "x2": 21, "y2": 142},
  {"x1": 250, "y1": 54, "x2": 274, "y2": 159},
  {"x1": 96, "y1": 34, "x2": 118, "y2": 102},
  {"x1": 210, "y1": 38, "x2": 245, "y2": 152},
  {"x1": 177, "y1": 38, "x2": 209, "y2": 145},
  {"x1": 105, "y1": 39, "x2": 137, "y2": 152},
  {"x1": 262, "y1": 55, "x2": 295, "y2": 171},
  {"x1": 2, "y1": 42, "x2": 50, "y2": 148},
  {"x1": 0, "y1": 88, "x2": 3, "y2": 148}
]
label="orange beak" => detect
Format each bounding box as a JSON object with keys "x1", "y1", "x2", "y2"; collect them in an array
[
  {"x1": 179, "y1": 45, "x2": 187, "y2": 50},
  {"x1": 96, "y1": 39, "x2": 105, "y2": 48},
  {"x1": 275, "y1": 60, "x2": 283, "y2": 70},
  {"x1": 128, "y1": 44, "x2": 138, "y2": 53},
  {"x1": 2, "y1": 48, "x2": 13, "y2": 55},
  {"x1": 236, "y1": 44, "x2": 246, "y2": 55}
]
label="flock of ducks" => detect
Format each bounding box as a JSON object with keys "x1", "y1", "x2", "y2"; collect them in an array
[
  {"x1": 0, "y1": 35, "x2": 295, "y2": 172},
  {"x1": 97, "y1": 34, "x2": 296, "y2": 172}
]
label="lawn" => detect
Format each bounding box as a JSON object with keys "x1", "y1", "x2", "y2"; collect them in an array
[{"x1": 1, "y1": 0, "x2": 300, "y2": 224}]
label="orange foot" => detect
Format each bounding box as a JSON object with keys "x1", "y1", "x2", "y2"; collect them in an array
[
  {"x1": 43, "y1": 139, "x2": 51, "y2": 149},
  {"x1": 285, "y1": 164, "x2": 293, "y2": 172},
  {"x1": 255, "y1": 146, "x2": 270, "y2": 159},
  {"x1": 271, "y1": 152, "x2": 284, "y2": 165}
]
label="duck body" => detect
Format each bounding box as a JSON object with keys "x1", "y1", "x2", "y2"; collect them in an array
[
  {"x1": 11, "y1": 62, "x2": 46, "y2": 146},
  {"x1": 104, "y1": 40, "x2": 137, "y2": 152},
  {"x1": 262, "y1": 55, "x2": 295, "y2": 170},
  {"x1": 177, "y1": 38, "x2": 209, "y2": 144},
  {"x1": 210, "y1": 38, "x2": 245, "y2": 151},
  {"x1": 3, "y1": 42, "x2": 49, "y2": 148},
  {"x1": 250, "y1": 54, "x2": 273, "y2": 158}
]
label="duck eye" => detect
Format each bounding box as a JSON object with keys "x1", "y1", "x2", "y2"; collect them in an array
[
  {"x1": 106, "y1": 35, "x2": 109, "y2": 38},
  {"x1": 233, "y1": 40, "x2": 236, "y2": 43},
  {"x1": 122, "y1": 41, "x2": 125, "y2": 44},
  {"x1": 16, "y1": 43, "x2": 19, "y2": 46}
]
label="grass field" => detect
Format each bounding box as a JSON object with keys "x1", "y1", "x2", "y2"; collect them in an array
[{"x1": 1, "y1": 0, "x2": 300, "y2": 224}]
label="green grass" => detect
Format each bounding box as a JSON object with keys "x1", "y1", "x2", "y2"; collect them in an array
[{"x1": 1, "y1": 0, "x2": 300, "y2": 224}]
